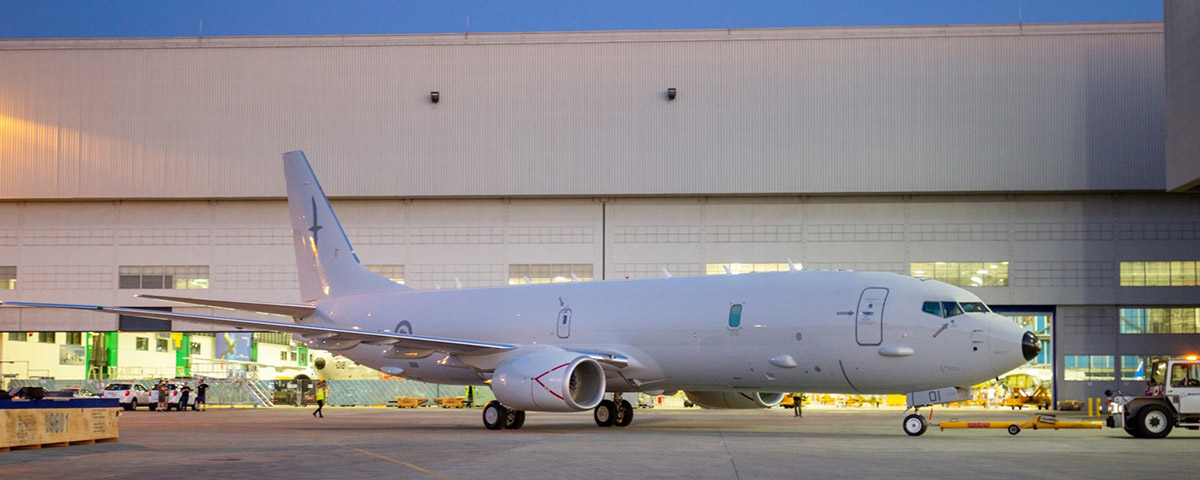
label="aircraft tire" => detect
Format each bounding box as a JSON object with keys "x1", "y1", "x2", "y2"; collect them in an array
[
  {"x1": 902, "y1": 414, "x2": 927, "y2": 436},
  {"x1": 483, "y1": 401, "x2": 507, "y2": 430},
  {"x1": 505, "y1": 409, "x2": 526, "y2": 430},
  {"x1": 1135, "y1": 404, "x2": 1174, "y2": 439},
  {"x1": 594, "y1": 400, "x2": 617, "y2": 427}
]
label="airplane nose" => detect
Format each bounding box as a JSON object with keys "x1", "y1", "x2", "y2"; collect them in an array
[{"x1": 1021, "y1": 331, "x2": 1041, "y2": 361}]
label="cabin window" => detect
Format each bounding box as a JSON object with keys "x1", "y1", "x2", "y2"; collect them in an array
[
  {"x1": 922, "y1": 301, "x2": 942, "y2": 316},
  {"x1": 729, "y1": 304, "x2": 742, "y2": 329}
]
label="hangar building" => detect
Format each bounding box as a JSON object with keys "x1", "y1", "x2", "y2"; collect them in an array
[{"x1": 1, "y1": 14, "x2": 1197, "y2": 404}]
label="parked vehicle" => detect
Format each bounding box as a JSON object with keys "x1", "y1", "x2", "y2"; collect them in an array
[
  {"x1": 166, "y1": 383, "x2": 198, "y2": 411},
  {"x1": 103, "y1": 382, "x2": 152, "y2": 411},
  {"x1": 1106, "y1": 356, "x2": 1200, "y2": 438},
  {"x1": 45, "y1": 386, "x2": 98, "y2": 398}
]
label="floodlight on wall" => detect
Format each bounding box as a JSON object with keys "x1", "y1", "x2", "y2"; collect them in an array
[
  {"x1": 430, "y1": 91, "x2": 440, "y2": 104},
  {"x1": 667, "y1": 88, "x2": 677, "y2": 100}
]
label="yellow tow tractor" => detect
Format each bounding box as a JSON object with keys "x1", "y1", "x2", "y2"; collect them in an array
[
  {"x1": 1000, "y1": 374, "x2": 1052, "y2": 410},
  {"x1": 938, "y1": 414, "x2": 1103, "y2": 435}
]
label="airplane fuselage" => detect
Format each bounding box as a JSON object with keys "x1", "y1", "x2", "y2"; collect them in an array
[{"x1": 312, "y1": 270, "x2": 1027, "y2": 395}]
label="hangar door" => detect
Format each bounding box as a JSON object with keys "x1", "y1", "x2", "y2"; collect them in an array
[{"x1": 855, "y1": 288, "x2": 888, "y2": 346}]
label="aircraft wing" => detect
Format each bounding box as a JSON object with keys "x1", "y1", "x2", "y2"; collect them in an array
[
  {"x1": 135, "y1": 294, "x2": 316, "y2": 318},
  {"x1": 0, "y1": 301, "x2": 515, "y2": 356}
]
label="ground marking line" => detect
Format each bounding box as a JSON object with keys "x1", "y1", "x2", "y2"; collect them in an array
[{"x1": 303, "y1": 431, "x2": 457, "y2": 480}]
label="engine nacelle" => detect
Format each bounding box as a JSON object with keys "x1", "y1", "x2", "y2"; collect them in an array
[
  {"x1": 684, "y1": 391, "x2": 786, "y2": 409},
  {"x1": 492, "y1": 349, "x2": 606, "y2": 412}
]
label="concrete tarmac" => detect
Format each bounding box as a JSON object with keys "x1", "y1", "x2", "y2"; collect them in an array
[{"x1": 1, "y1": 405, "x2": 1195, "y2": 479}]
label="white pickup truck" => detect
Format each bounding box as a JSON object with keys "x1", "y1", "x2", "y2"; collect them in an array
[{"x1": 1106, "y1": 357, "x2": 1200, "y2": 438}]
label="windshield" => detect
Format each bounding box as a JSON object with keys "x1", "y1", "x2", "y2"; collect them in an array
[
  {"x1": 1150, "y1": 361, "x2": 1168, "y2": 385},
  {"x1": 960, "y1": 302, "x2": 990, "y2": 313},
  {"x1": 105, "y1": 384, "x2": 130, "y2": 390}
]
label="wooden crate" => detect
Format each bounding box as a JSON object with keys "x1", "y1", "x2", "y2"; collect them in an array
[
  {"x1": 68, "y1": 407, "x2": 120, "y2": 444},
  {"x1": 2, "y1": 400, "x2": 120, "y2": 452}
]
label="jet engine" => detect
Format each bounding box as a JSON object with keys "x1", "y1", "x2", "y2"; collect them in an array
[
  {"x1": 491, "y1": 349, "x2": 606, "y2": 412},
  {"x1": 684, "y1": 391, "x2": 786, "y2": 409}
]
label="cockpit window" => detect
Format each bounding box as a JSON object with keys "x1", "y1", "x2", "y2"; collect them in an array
[
  {"x1": 922, "y1": 301, "x2": 942, "y2": 316},
  {"x1": 941, "y1": 301, "x2": 964, "y2": 317},
  {"x1": 960, "y1": 302, "x2": 990, "y2": 313}
]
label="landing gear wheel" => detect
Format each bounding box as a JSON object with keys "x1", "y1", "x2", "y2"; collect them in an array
[
  {"x1": 594, "y1": 400, "x2": 617, "y2": 427},
  {"x1": 615, "y1": 399, "x2": 634, "y2": 427},
  {"x1": 483, "y1": 401, "x2": 507, "y2": 431},
  {"x1": 903, "y1": 414, "x2": 927, "y2": 436},
  {"x1": 504, "y1": 409, "x2": 526, "y2": 430},
  {"x1": 1135, "y1": 404, "x2": 1174, "y2": 439},
  {"x1": 1007, "y1": 424, "x2": 1021, "y2": 435}
]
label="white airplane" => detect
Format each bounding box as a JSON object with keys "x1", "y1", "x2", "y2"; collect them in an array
[{"x1": 1, "y1": 151, "x2": 1039, "y2": 435}]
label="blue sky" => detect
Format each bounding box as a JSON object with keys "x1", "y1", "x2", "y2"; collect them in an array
[{"x1": 0, "y1": 0, "x2": 1163, "y2": 39}]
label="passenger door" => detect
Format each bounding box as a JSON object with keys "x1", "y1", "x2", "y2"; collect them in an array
[{"x1": 855, "y1": 288, "x2": 888, "y2": 346}]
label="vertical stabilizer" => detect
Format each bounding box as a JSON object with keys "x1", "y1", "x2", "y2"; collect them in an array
[{"x1": 283, "y1": 151, "x2": 407, "y2": 301}]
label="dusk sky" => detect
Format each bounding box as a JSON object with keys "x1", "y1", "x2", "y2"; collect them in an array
[{"x1": 0, "y1": 0, "x2": 1164, "y2": 39}]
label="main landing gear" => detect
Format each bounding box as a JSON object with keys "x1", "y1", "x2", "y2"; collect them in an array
[
  {"x1": 481, "y1": 394, "x2": 635, "y2": 430},
  {"x1": 594, "y1": 395, "x2": 634, "y2": 427},
  {"x1": 902, "y1": 408, "x2": 929, "y2": 437},
  {"x1": 482, "y1": 401, "x2": 526, "y2": 430}
]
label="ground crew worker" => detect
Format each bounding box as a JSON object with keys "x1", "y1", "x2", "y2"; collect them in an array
[{"x1": 313, "y1": 380, "x2": 327, "y2": 418}]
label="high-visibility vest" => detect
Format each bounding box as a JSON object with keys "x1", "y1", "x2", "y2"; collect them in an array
[{"x1": 315, "y1": 386, "x2": 326, "y2": 401}]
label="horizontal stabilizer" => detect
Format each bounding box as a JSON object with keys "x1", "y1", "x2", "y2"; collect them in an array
[
  {"x1": 0, "y1": 301, "x2": 514, "y2": 356},
  {"x1": 136, "y1": 294, "x2": 316, "y2": 318}
]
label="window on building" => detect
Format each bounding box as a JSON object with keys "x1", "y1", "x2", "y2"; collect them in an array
[
  {"x1": 37, "y1": 332, "x2": 56, "y2": 343},
  {"x1": 705, "y1": 263, "x2": 791, "y2": 275},
  {"x1": 0, "y1": 266, "x2": 15, "y2": 290},
  {"x1": 156, "y1": 338, "x2": 169, "y2": 352},
  {"x1": 1120, "y1": 261, "x2": 1200, "y2": 287},
  {"x1": 1119, "y1": 307, "x2": 1200, "y2": 334},
  {"x1": 280, "y1": 351, "x2": 289, "y2": 361},
  {"x1": 1121, "y1": 355, "x2": 1174, "y2": 381},
  {"x1": 65, "y1": 332, "x2": 83, "y2": 345},
  {"x1": 253, "y1": 332, "x2": 291, "y2": 346},
  {"x1": 508, "y1": 264, "x2": 593, "y2": 285},
  {"x1": 190, "y1": 342, "x2": 202, "y2": 356},
  {"x1": 910, "y1": 262, "x2": 1008, "y2": 287},
  {"x1": 136, "y1": 337, "x2": 149, "y2": 351},
  {"x1": 1063, "y1": 355, "x2": 1114, "y2": 381},
  {"x1": 290, "y1": 351, "x2": 298, "y2": 361},
  {"x1": 365, "y1": 265, "x2": 405, "y2": 284},
  {"x1": 7, "y1": 332, "x2": 27, "y2": 341},
  {"x1": 119, "y1": 265, "x2": 210, "y2": 289}
]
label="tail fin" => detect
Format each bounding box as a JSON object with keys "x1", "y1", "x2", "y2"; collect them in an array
[{"x1": 283, "y1": 151, "x2": 407, "y2": 301}]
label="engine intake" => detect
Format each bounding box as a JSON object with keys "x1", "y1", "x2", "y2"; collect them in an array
[
  {"x1": 684, "y1": 391, "x2": 786, "y2": 409},
  {"x1": 492, "y1": 349, "x2": 606, "y2": 412}
]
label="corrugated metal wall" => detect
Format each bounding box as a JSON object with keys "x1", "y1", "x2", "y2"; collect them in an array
[
  {"x1": 1165, "y1": 1, "x2": 1200, "y2": 191},
  {"x1": 0, "y1": 23, "x2": 1165, "y2": 199}
]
